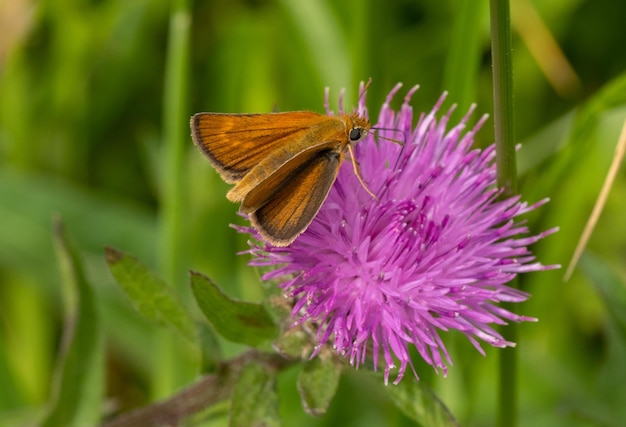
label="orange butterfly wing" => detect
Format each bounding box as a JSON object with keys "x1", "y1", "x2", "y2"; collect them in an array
[
  {"x1": 247, "y1": 143, "x2": 343, "y2": 245},
  {"x1": 190, "y1": 112, "x2": 329, "y2": 183}
]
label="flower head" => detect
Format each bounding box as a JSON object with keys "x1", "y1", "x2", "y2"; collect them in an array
[{"x1": 239, "y1": 83, "x2": 557, "y2": 384}]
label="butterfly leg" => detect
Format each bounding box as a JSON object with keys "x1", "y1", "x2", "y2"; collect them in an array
[{"x1": 347, "y1": 144, "x2": 379, "y2": 201}]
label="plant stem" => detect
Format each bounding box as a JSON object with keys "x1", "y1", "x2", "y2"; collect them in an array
[
  {"x1": 490, "y1": 0, "x2": 518, "y2": 426},
  {"x1": 101, "y1": 351, "x2": 294, "y2": 427},
  {"x1": 491, "y1": 0, "x2": 518, "y2": 195},
  {"x1": 156, "y1": 0, "x2": 192, "y2": 399}
]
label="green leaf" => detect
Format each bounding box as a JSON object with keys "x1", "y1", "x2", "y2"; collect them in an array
[
  {"x1": 197, "y1": 321, "x2": 223, "y2": 374},
  {"x1": 42, "y1": 219, "x2": 103, "y2": 427},
  {"x1": 297, "y1": 352, "x2": 341, "y2": 416},
  {"x1": 580, "y1": 252, "x2": 626, "y2": 336},
  {"x1": 105, "y1": 246, "x2": 195, "y2": 342},
  {"x1": 575, "y1": 253, "x2": 626, "y2": 423},
  {"x1": 230, "y1": 362, "x2": 280, "y2": 427},
  {"x1": 572, "y1": 72, "x2": 626, "y2": 147},
  {"x1": 526, "y1": 72, "x2": 626, "y2": 201},
  {"x1": 385, "y1": 378, "x2": 459, "y2": 427},
  {"x1": 0, "y1": 333, "x2": 24, "y2": 409},
  {"x1": 190, "y1": 271, "x2": 278, "y2": 346}
]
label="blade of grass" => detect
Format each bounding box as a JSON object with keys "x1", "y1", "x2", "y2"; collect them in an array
[
  {"x1": 155, "y1": 0, "x2": 193, "y2": 398},
  {"x1": 443, "y1": 0, "x2": 487, "y2": 117},
  {"x1": 564, "y1": 117, "x2": 626, "y2": 280},
  {"x1": 42, "y1": 219, "x2": 103, "y2": 427},
  {"x1": 278, "y1": 0, "x2": 352, "y2": 96}
]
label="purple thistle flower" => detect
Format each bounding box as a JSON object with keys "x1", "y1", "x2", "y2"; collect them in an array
[{"x1": 238, "y1": 83, "x2": 558, "y2": 384}]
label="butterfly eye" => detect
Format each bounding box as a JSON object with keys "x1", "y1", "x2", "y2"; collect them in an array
[{"x1": 349, "y1": 128, "x2": 363, "y2": 141}]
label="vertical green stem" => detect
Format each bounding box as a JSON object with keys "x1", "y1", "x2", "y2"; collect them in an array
[
  {"x1": 490, "y1": 1, "x2": 518, "y2": 427},
  {"x1": 156, "y1": 0, "x2": 192, "y2": 399},
  {"x1": 490, "y1": 0, "x2": 518, "y2": 195}
]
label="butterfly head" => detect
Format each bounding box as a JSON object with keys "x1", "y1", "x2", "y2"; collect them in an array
[{"x1": 347, "y1": 114, "x2": 371, "y2": 143}]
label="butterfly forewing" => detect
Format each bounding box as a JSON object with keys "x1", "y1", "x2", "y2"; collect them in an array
[
  {"x1": 191, "y1": 112, "x2": 328, "y2": 183},
  {"x1": 249, "y1": 149, "x2": 342, "y2": 246}
]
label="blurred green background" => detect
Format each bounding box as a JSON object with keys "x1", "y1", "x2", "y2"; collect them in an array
[{"x1": 1, "y1": 0, "x2": 626, "y2": 425}]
